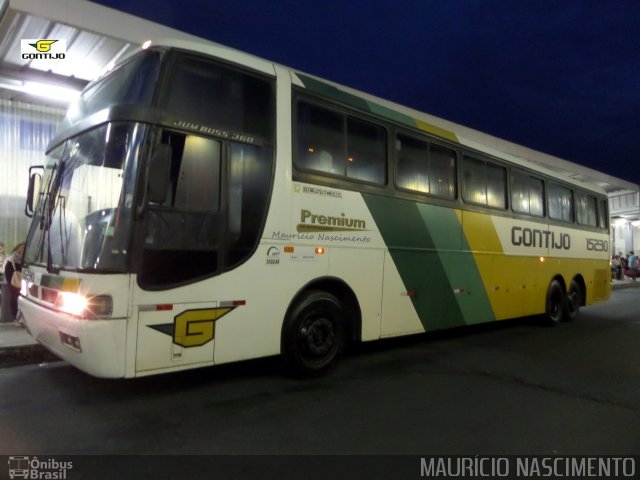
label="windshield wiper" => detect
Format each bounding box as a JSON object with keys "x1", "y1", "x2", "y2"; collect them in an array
[
  {"x1": 34, "y1": 163, "x2": 57, "y2": 266},
  {"x1": 45, "y1": 161, "x2": 65, "y2": 274}
]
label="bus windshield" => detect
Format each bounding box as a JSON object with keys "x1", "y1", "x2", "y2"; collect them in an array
[{"x1": 25, "y1": 122, "x2": 145, "y2": 272}]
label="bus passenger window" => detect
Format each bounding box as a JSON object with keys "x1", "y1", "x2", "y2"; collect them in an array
[
  {"x1": 511, "y1": 171, "x2": 544, "y2": 216},
  {"x1": 396, "y1": 134, "x2": 455, "y2": 199},
  {"x1": 296, "y1": 102, "x2": 343, "y2": 175},
  {"x1": 576, "y1": 192, "x2": 597, "y2": 227},
  {"x1": 597, "y1": 198, "x2": 608, "y2": 229},
  {"x1": 548, "y1": 183, "x2": 574, "y2": 223},
  {"x1": 346, "y1": 118, "x2": 386, "y2": 184},
  {"x1": 164, "y1": 54, "x2": 273, "y2": 140},
  {"x1": 428, "y1": 144, "x2": 456, "y2": 199},
  {"x1": 396, "y1": 134, "x2": 429, "y2": 193},
  {"x1": 296, "y1": 100, "x2": 386, "y2": 185},
  {"x1": 462, "y1": 155, "x2": 506, "y2": 209}
]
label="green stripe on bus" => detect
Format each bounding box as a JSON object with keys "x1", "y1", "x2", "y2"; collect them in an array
[
  {"x1": 363, "y1": 194, "x2": 495, "y2": 330},
  {"x1": 367, "y1": 103, "x2": 416, "y2": 129},
  {"x1": 416, "y1": 205, "x2": 495, "y2": 325},
  {"x1": 297, "y1": 74, "x2": 371, "y2": 112}
]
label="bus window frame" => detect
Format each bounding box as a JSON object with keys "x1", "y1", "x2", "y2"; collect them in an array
[
  {"x1": 292, "y1": 95, "x2": 390, "y2": 192},
  {"x1": 393, "y1": 130, "x2": 458, "y2": 202},
  {"x1": 460, "y1": 154, "x2": 508, "y2": 211}
]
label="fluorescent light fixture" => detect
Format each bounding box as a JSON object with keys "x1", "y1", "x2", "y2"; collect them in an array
[
  {"x1": 22, "y1": 81, "x2": 80, "y2": 104},
  {"x1": 0, "y1": 79, "x2": 80, "y2": 104},
  {"x1": 613, "y1": 218, "x2": 629, "y2": 227}
]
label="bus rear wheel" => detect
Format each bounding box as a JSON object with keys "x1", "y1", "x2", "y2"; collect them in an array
[
  {"x1": 545, "y1": 279, "x2": 566, "y2": 325},
  {"x1": 563, "y1": 279, "x2": 582, "y2": 322},
  {"x1": 282, "y1": 290, "x2": 345, "y2": 377}
]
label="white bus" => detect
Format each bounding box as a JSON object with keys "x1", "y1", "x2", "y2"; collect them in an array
[{"x1": 20, "y1": 39, "x2": 611, "y2": 378}]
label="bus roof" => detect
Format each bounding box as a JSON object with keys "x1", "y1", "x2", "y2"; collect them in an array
[
  {"x1": 288, "y1": 70, "x2": 608, "y2": 196},
  {"x1": 125, "y1": 37, "x2": 608, "y2": 196}
]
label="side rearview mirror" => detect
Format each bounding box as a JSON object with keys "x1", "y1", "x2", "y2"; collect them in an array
[
  {"x1": 148, "y1": 144, "x2": 171, "y2": 205},
  {"x1": 25, "y1": 165, "x2": 44, "y2": 218}
]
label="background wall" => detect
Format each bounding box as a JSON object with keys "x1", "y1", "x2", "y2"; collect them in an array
[{"x1": 0, "y1": 97, "x2": 64, "y2": 252}]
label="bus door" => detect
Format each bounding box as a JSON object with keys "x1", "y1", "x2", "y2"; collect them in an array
[
  {"x1": 134, "y1": 132, "x2": 225, "y2": 372},
  {"x1": 131, "y1": 129, "x2": 273, "y2": 373}
]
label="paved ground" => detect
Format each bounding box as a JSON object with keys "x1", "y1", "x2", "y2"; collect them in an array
[{"x1": 0, "y1": 286, "x2": 638, "y2": 458}]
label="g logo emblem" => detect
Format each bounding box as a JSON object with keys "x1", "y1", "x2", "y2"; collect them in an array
[
  {"x1": 173, "y1": 307, "x2": 234, "y2": 347},
  {"x1": 30, "y1": 40, "x2": 58, "y2": 52},
  {"x1": 148, "y1": 306, "x2": 240, "y2": 348}
]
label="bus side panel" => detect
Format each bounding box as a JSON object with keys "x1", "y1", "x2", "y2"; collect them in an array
[
  {"x1": 460, "y1": 210, "x2": 531, "y2": 320},
  {"x1": 380, "y1": 251, "x2": 424, "y2": 338},
  {"x1": 328, "y1": 247, "x2": 384, "y2": 341},
  {"x1": 213, "y1": 245, "x2": 329, "y2": 366},
  {"x1": 363, "y1": 194, "x2": 496, "y2": 332}
]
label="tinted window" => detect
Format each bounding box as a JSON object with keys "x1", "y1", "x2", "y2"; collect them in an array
[
  {"x1": 296, "y1": 101, "x2": 387, "y2": 185},
  {"x1": 296, "y1": 102, "x2": 345, "y2": 175},
  {"x1": 597, "y1": 198, "x2": 609, "y2": 229},
  {"x1": 164, "y1": 55, "x2": 274, "y2": 140},
  {"x1": 63, "y1": 50, "x2": 163, "y2": 130},
  {"x1": 346, "y1": 118, "x2": 386, "y2": 184},
  {"x1": 141, "y1": 132, "x2": 223, "y2": 287},
  {"x1": 548, "y1": 183, "x2": 574, "y2": 223},
  {"x1": 576, "y1": 192, "x2": 597, "y2": 227},
  {"x1": 140, "y1": 131, "x2": 274, "y2": 289},
  {"x1": 227, "y1": 142, "x2": 273, "y2": 268},
  {"x1": 396, "y1": 134, "x2": 456, "y2": 199},
  {"x1": 462, "y1": 155, "x2": 506, "y2": 209},
  {"x1": 511, "y1": 171, "x2": 544, "y2": 216}
]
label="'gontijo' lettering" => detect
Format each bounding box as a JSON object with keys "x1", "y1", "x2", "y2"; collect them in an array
[{"x1": 511, "y1": 226, "x2": 570, "y2": 250}]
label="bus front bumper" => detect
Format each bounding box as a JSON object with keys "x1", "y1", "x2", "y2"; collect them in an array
[{"x1": 19, "y1": 297, "x2": 127, "y2": 378}]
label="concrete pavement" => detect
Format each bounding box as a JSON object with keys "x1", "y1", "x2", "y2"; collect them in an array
[{"x1": 1, "y1": 279, "x2": 638, "y2": 368}]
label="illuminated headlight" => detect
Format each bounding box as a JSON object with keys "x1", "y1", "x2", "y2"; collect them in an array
[
  {"x1": 56, "y1": 292, "x2": 89, "y2": 316},
  {"x1": 56, "y1": 293, "x2": 113, "y2": 319}
]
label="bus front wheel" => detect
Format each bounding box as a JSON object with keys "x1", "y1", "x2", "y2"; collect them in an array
[
  {"x1": 282, "y1": 290, "x2": 346, "y2": 377},
  {"x1": 545, "y1": 279, "x2": 566, "y2": 325}
]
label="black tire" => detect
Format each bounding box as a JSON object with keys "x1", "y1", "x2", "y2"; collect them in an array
[
  {"x1": 282, "y1": 290, "x2": 346, "y2": 377},
  {"x1": 545, "y1": 279, "x2": 566, "y2": 325},
  {"x1": 563, "y1": 279, "x2": 582, "y2": 322}
]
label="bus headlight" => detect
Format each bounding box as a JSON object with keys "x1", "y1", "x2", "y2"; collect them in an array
[
  {"x1": 56, "y1": 292, "x2": 88, "y2": 316},
  {"x1": 56, "y1": 293, "x2": 113, "y2": 319},
  {"x1": 86, "y1": 295, "x2": 113, "y2": 318}
]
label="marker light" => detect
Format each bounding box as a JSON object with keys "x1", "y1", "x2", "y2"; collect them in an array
[
  {"x1": 540, "y1": 257, "x2": 545, "y2": 262},
  {"x1": 315, "y1": 247, "x2": 325, "y2": 254},
  {"x1": 87, "y1": 295, "x2": 114, "y2": 318},
  {"x1": 141, "y1": 40, "x2": 152, "y2": 49}
]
